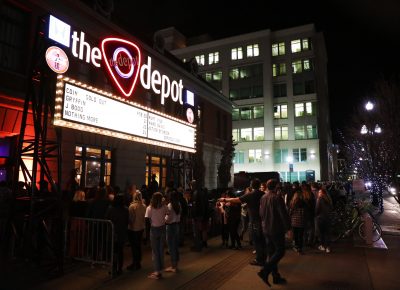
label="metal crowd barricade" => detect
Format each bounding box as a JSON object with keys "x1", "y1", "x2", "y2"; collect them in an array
[{"x1": 65, "y1": 217, "x2": 114, "y2": 271}]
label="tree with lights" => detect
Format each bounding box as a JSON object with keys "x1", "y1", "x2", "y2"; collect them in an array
[{"x1": 341, "y1": 78, "x2": 400, "y2": 212}]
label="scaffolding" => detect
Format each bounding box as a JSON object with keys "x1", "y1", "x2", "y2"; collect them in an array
[{"x1": 10, "y1": 15, "x2": 63, "y2": 273}]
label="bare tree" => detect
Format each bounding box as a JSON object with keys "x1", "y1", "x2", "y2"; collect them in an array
[{"x1": 341, "y1": 78, "x2": 400, "y2": 212}]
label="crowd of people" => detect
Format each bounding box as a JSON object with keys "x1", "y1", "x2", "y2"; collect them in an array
[
  {"x1": 64, "y1": 175, "x2": 346, "y2": 285},
  {"x1": 217, "y1": 179, "x2": 342, "y2": 286}
]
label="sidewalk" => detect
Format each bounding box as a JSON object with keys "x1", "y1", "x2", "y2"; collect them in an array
[{"x1": 6, "y1": 195, "x2": 400, "y2": 290}]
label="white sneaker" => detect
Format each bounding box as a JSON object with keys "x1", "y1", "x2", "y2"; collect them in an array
[
  {"x1": 318, "y1": 245, "x2": 325, "y2": 251},
  {"x1": 325, "y1": 247, "x2": 331, "y2": 253}
]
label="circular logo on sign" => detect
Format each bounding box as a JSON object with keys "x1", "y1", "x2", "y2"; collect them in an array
[
  {"x1": 186, "y1": 107, "x2": 194, "y2": 124},
  {"x1": 45, "y1": 46, "x2": 69, "y2": 74},
  {"x1": 113, "y1": 47, "x2": 135, "y2": 79}
]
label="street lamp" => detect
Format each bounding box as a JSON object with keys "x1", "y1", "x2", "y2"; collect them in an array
[
  {"x1": 286, "y1": 156, "x2": 293, "y2": 182},
  {"x1": 365, "y1": 101, "x2": 374, "y2": 111}
]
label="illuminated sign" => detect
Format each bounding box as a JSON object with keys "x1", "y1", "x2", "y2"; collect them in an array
[
  {"x1": 53, "y1": 76, "x2": 196, "y2": 152},
  {"x1": 101, "y1": 38, "x2": 141, "y2": 97},
  {"x1": 45, "y1": 46, "x2": 69, "y2": 74},
  {"x1": 48, "y1": 15, "x2": 71, "y2": 47},
  {"x1": 48, "y1": 16, "x2": 190, "y2": 106}
]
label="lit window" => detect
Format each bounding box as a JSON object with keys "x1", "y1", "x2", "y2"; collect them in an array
[
  {"x1": 275, "y1": 125, "x2": 288, "y2": 140},
  {"x1": 234, "y1": 151, "x2": 245, "y2": 164},
  {"x1": 253, "y1": 105, "x2": 264, "y2": 119},
  {"x1": 254, "y1": 127, "x2": 264, "y2": 141},
  {"x1": 249, "y1": 149, "x2": 262, "y2": 163},
  {"x1": 291, "y1": 39, "x2": 301, "y2": 53},
  {"x1": 232, "y1": 109, "x2": 240, "y2": 121},
  {"x1": 247, "y1": 44, "x2": 259, "y2": 57},
  {"x1": 240, "y1": 107, "x2": 252, "y2": 120},
  {"x1": 302, "y1": 38, "x2": 310, "y2": 50},
  {"x1": 229, "y1": 68, "x2": 240, "y2": 80},
  {"x1": 295, "y1": 126, "x2": 306, "y2": 139},
  {"x1": 272, "y1": 63, "x2": 286, "y2": 77},
  {"x1": 272, "y1": 42, "x2": 285, "y2": 56},
  {"x1": 75, "y1": 145, "x2": 112, "y2": 188},
  {"x1": 240, "y1": 128, "x2": 252, "y2": 141},
  {"x1": 232, "y1": 128, "x2": 240, "y2": 141},
  {"x1": 274, "y1": 104, "x2": 288, "y2": 119},
  {"x1": 292, "y1": 60, "x2": 302, "y2": 74},
  {"x1": 291, "y1": 38, "x2": 312, "y2": 53},
  {"x1": 295, "y1": 103, "x2": 305, "y2": 117},
  {"x1": 274, "y1": 148, "x2": 288, "y2": 163},
  {"x1": 205, "y1": 72, "x2": 212, "y2": 82},
  {"x1": 293, "y1": 148, "x2": 307, "y2": 162},
  {"x1": 195, "y1": 54, "x2": 205, "y2": 66},
  {"x1": 212, "y1": 70, "x2": 222, "y2": 82},
  {"x1": 231, "y1": 47, "x2": 243, "y2": 60},
  {"x1": 306, "y1": 125, "x2": 318, "y2": 138},
  {"x1": 303, "y1": 59, "x2": 312, "y2": 71},
  {"x1": 208, "y1": 51, "x2": 219, "y2": 65},
  {"x1": 305, "y1": 102, "x2": 313, "y2": 115}
]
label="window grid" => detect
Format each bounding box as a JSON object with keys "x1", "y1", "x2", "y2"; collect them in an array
[
  {"x1": 293, "y1": 148, "x2": 307, "y2": 162},
  {"x1": 272, "y1": 63, "x2": 286, "y2": 77},
  {"x1": 272, "y1": 42, "x2": 285, "y2": 56},
  {"x1": 231, "y1": 47, "x2": 243, "y2": 60},
  {"x1": 195, "y1": 54, "x2": 205, "y2": 66},
  {"x1": 274, "y1": 104, "x2": 288, "y2": 119},
  {"x1": 247, "y1": 44, "x2": 260, "y2": 57},
  {"x1": 249, "y1": 149, "x2": 262, "y2": 163},
  {"x1": 275, "y1": 125, "x2": 288, "y2": 140},
  {"x1": 208, "y1": 51, "x2": 219, "y2": 65}
]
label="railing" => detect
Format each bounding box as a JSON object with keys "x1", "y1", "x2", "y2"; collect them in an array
[{"x1": 65, "y1": 217, "x2": 114, "y2": 273}]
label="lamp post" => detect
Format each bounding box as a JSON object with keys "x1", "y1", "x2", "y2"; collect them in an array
[
  {"x1": 286, "y1": 156, "x2": 293, "y2": 182},
  {"x1": 360, "y1": 100, "x2": 383, "y2": 212}
]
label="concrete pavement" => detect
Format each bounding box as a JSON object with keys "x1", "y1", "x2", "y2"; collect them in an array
[{"x1": 5, "y1": 194, "x2": 400, "y2": 290}]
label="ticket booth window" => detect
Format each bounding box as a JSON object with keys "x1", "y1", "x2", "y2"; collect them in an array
[{"x1": 75, "y1": 146, "x2": 112, "y2": 188}]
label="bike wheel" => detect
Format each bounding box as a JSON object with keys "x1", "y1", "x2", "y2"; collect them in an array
[{"x1": 358, "y1": 221, "x2": 382, "y2": 242}]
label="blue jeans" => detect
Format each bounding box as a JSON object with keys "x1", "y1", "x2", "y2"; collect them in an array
[
  {"x1": 150, "y1": 225, "x2": 166, "y2": 272},
  {"x1": 166, "y1": 223, "x2": 180, "y2": 267}
]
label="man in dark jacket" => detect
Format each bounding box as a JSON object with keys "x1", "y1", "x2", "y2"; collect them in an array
[
  {"x1": 259, "y1": 179, "x2": 290, "y2": 286},
  {"x1": 190, "y1": 180, "x2": 207, "y2": 251}
]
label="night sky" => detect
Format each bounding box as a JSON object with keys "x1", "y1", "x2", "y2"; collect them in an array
[{"x1": 110, "y1": 0, "x2": 400, "y2": 141}]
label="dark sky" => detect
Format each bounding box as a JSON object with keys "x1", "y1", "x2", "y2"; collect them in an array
[{"x1": 111, "y1": 0, "x2": 400, "y2": 138}]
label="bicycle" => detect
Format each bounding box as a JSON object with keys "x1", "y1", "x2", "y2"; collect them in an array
[{"x1": 330, "y1": 201, "x2": 382, "y2": 242}]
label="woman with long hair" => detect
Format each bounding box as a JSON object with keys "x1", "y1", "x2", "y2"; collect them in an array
[
  {"x1": 165, "y1": 191, "x2": 181, "y2": 272},
  {"x1": 145, "y1": 192, "x2": 167, "y2": 279},
  {"x1": 127, "y1": 190, "x2": 146, "y2": 271},
  {"x1": 315, "y1": 188, "x2": 333, "y2": 253},
  {"x1": 289, "y1": 189, "x2": 305, "y2": 254}
]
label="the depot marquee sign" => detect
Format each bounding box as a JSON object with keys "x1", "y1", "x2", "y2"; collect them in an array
[{"x1": 47, "y1": 15, "x2": 196, "y2": 152}]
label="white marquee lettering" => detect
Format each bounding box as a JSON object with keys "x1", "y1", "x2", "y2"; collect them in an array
[{"x1": 51, "y1": 19, "x2": 188, "y2": 106}]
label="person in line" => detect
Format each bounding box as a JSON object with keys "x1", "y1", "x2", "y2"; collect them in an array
[
  {"x1": 106, "y1": 194, "x2": 129, "y2": 276},
  {"x1": 220, "y1": 178, "x2": 265, "y2": 266},
  {"x1": 259, "y1": 179, "x2": 290, "y2": 286},
  {"x1": 216, "y1": 191, "x2": 229, "y2": 248},
  {"x1": 315, "y1": 188, "x2": 333, "y2": 253},
  {"x1": 289, "y1": 189, "x2": 306, "y2": 254},
  {"x1": 127, "y1": 190, "x2": 146, "y2": 271},
  {"x1": 177, "y1": 186, "x2": 188, "y2": 247},
  {"x1": 165, "y1": 191, "x2": 181, "y2": 272},
  {"x1": 68, "y1": 188, "x2": 87, "y2": 257},
  {"x1": 239, "y1": 187, "x2": 251, "y2": 243},
  {"x1": 145, "y1": 192, "x2": 167, "y2": 279},
  {"x1": 225, "y1": 190, "x2": 242, "y2": 249},
  {"x1": 189, "y1": 180, "x2": 208, "y2": 251}
]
